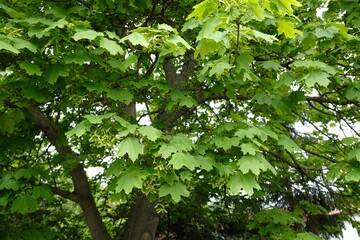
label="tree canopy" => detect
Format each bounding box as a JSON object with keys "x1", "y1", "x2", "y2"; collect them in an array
[{"x1": 0, "y1": 0, "x2": 360, "y2": 239}]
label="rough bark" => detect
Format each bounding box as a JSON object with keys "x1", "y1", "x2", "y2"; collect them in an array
[
  {"x1": 24, "y1": 106, "x2": 112, "y2": 240},
  {"x1": 124, "y1": 194, "x2": 159, "y2": 240},
  {"x1": 120, "y1": 100, "x2": 160, "y2": 240},
  {"x1": 71, "y1": 164, "x2": 112, "y2": 240}
]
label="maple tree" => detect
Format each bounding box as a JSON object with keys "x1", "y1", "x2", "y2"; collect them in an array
[{"x1": 0, "y1": 0, "x2": 360, "y2": 239}]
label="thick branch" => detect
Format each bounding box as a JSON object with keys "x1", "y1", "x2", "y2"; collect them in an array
[
  {"x1": 51, "y1": 186, "x2": 81, "y2": 203},
  {"x1": 306, "y1": 96, "x2": 359, "y2": 106},
  {"x1": 24, "y1": 106, "x2": 112, "y2": 240},
  {"x1": 162, "y1": 51, "x2": 195, "y2": 89},
  {"x1": 24, "y1": 106, "x2": 73, "y2": 156}
]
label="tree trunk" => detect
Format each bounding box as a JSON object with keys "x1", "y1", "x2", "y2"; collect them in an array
[
  {"x1": 124, "y1": 194, "x2": 159, "y2": 240},
  {"x1": 117, "y1": 101, "x2": 159, "y2": 240},
  {"x1": 71, "y1": 164, "x2": 113, "y2": 240},
  {"x1": 24, "y1": 107, "x2": 112, "y2": 240}
]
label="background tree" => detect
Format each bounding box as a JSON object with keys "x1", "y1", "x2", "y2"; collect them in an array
[{"x1": 0, "y1": 0, "x2": 359, "y2": 239}]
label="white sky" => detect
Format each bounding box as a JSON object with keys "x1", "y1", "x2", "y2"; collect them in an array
[{"x1": 334, "y1": 220, "x2": 360, "y2": 239}]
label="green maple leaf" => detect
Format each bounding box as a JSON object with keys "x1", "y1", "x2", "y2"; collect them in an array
[
  {"x1": 292, "y1": 60, "x2": 336, "y2": 74},
  {"x1": 19, "y1": 61, "x2": 42, "y2": 76},
  {"x1": 171, "y1": 91, "x2": 198, "y2": 108},
  {"x1": 66, "y1": 120, "x2": 91, "y2": 137},
  {"x1": 108, "y1": 59, "x2": 122, "y2": 68},
  {"x1": 83, "y1": 113, "x2": 114, "y2": 124},
  {"x1": 195, "y1": 38, "x2": 219, "y2": 59},
  {"x1": 11, "y1": 196, "x2": 38, "y2": 213},
  {"x1": 116, "y1": 174, "x2": 143, "y2": 194},
  {"x1": 288, "y1": 91, "x2": 306, "y2": 108},
  {"x1": 197, "y1": 16, "x2": 222, "y2": 40},
  {"x1": 347, "y1": 148, "x2": 360, "y2": 161},
  {"x1": 158, "y1": 145, "x2": 178, "y2": 158},
  {"x1": 138, "y1": 126, "x2": 162, "y2": 141},
  {"x1": 296, "y1": 232, "x2": 322, "y2": 240},
  {"x1": 179, "y1": 95, "x2": 198, "y2": 108},
  {"x1": 209, "y1": 61, "x2": 232, "y2": 76},
  {"x1": 240, "y1": 143, "x2": 258, "y2": 155},
  {"x1": 252, "y1": 30, "x2": 278, "y2": 43},
  {"x1": 168, "y1": 152, "x2": 199, "y2": 170},
  {"x1": 305, "y1": 70, "x2": 330, "y2": 87},
  {"x1": 268, "y1": 209, "x2": 296, "y2": 224},
  {"x1": 0, "y1": 109, "x2": 25, "y2": 134},
  {"x1": 236, "y1": 52, "x2": 253, "y2": 71},
  {"x1": 119, "y1": 54, "x2": 138, "y2": 71},
  {"x1": 278, "y1": 135, "x2": 300, "y2": 152},
  {"x1": 121, "y1": 32, "x2": 149, "y2": 47},
  {"x1": 44, "y1": 63, "x2": 70, "y2": 85},
  {"x1": 0, "y1": 174, "x2": 20, "y2": 190},
  {"x1": 228, "y1": 172, "x2": 261, "y2": 195},
  {"x1": 343, "y1": 137, "x2": 359, "y2": 145},
  {"x1": 163, "y1": 172, "x2": 179, "y2": 185},
  {"x1": 44, "y1": 18, "x2": 68, "y2": 32},
  {"x1": 314, "y1": 26, "x2": 338, "y2": 38},
  {"x1": 0, "y1": 114, "x2": 15, "y2": 134},
  {"x1": 182, "y1": 18, "x2": 200, "y2": 32},
  {"x1": 115, "y1": 167, "x2": 149, "y2": 194},
  {"x1": 344, "y1": 86, "x2": 360, "y2": 100},
  {"x1": 163, "y1": 173, "x2": 179, "y2": 185},
  {"x1": 249, "y1": 2, "x2": 264, "y2": 20},
  {"x1": 158, "y1": 23, "x2": 175, "y2": 32},
  {"x1": 180, "y1": 171, "x2": 193, "y2": 181},
  {"x1": 32, "y1": 186, "x2": 52, "y2": 200},
  {"x1": 278, "y1": 19, "x2": 302, "y2": 38},
  {"x1": 12, "y1": 38, "x2": 38, "y2": 53},
  {"x1": 106, "y1": 89, "x2": 134, "y2": 104},
  {"x1": 186, "y1": 0, "x2": 218, "y2": 20},
  {"x1": 345, "y1": 168, "x2": 360, "y2": 181},
  {"x1": 72, "y1": 29, "x2": 104, "y2": 41},
  {"x1": 105, "y1": 31, "x2": 120, "y2": 40},
  {"x1": 0, "y1": 40, "x2": 19, "y2": 53},
  {"x1": 113, "y1": 116, "x2": 131, "y2": 127},
  {"x1": 216, "y1": 122, "x2": 236, "y2": 133},
  {"x1": 117, "y1": 137, "x2": 144, "y2": 161},
  {"x1": 169, "y1": 134, "x2": 194, "y2": 151},
  {"x1": 0, "y1": 196, "x2": 8, "y2": 207},
  {"x1": 217, "y1": 164, "x2": 236, "y2": 176},
  {"x1": 212, "y1": 136, "x2": 239, "y2": 150},
  {"x1": 257, "y1": 154, "x2": 277, "y2": 175},
  {"x1": 253, "y1": 93, "x2": 272, "y2": 105},
  {"x1": 235, "y1": 127, "x2": 265, "y2": 140},
  {"x1": 277, "y1": 0, "x2": 302, "y2": 15},
  {"x1": 99, "y1": 37, "x2": 124, "y2": 55},
  {"x1": 84, "y1": 82, "x2": 109, "y2": 93},
  {"x1": 15, "y1": 168, "x2": 39, "y2": 179},
  {"x1": 237, "y1": 155, "x2": 265, "y2": 175},
  {"x1": 168, "y1": 35, "x2": 192, "y2": 49},
  {"x1": 0, "y1": 3, "x2": 26, "y2": 18},
  {"x1": 159, "y1": 181, "x2": 190, "y2": 202},
  {"x1": 196, "y1": 155, "x2": 215, "y2": 171},
  {"x1": 326, "y1": 162, "x2": 345, "y2": 180},
  {"x1": 262, "y1": 61, "x2": 282, "y2": 71}
]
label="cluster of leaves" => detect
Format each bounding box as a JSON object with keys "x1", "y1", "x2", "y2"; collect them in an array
[{"x1": 0, "y1": 0, "x2": 359, "y2": 239}]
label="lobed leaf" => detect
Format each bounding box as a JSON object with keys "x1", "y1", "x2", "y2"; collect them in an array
[
  {"x1": 73, "y1": 29, "x2": 104, "y2": 41},
  {"x1": 159, "y1": 181, "x2": 190, "y2": 202},
  {"x1": 117, "y1": 137, "x2": 144, "y2": 162},
  {"x1": 11, "y1": 196, "x2": 38, "y2": 214},
  {"x1": 228, "y1": 172, "x2": 261, "y2": 195},
  {"x1": 168, "y1": 152, "x2": 199, "y2": 170}
]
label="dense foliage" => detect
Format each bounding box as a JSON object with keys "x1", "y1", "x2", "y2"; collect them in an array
[{"x1": 0, "y1": 0, "x2": 359, "y2": 239}]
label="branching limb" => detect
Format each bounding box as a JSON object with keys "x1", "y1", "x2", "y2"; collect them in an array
[{"x1": 51, "y1": 186, "x2": 81, "y2": 204}]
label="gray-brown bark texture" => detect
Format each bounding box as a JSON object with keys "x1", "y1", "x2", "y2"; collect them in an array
[
  {"x1": 124, "y1": 195, "x2": 159, "y2": 240},
  {"x1": 25, "y1": 107, "x2": 112, "y2": 240}
]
